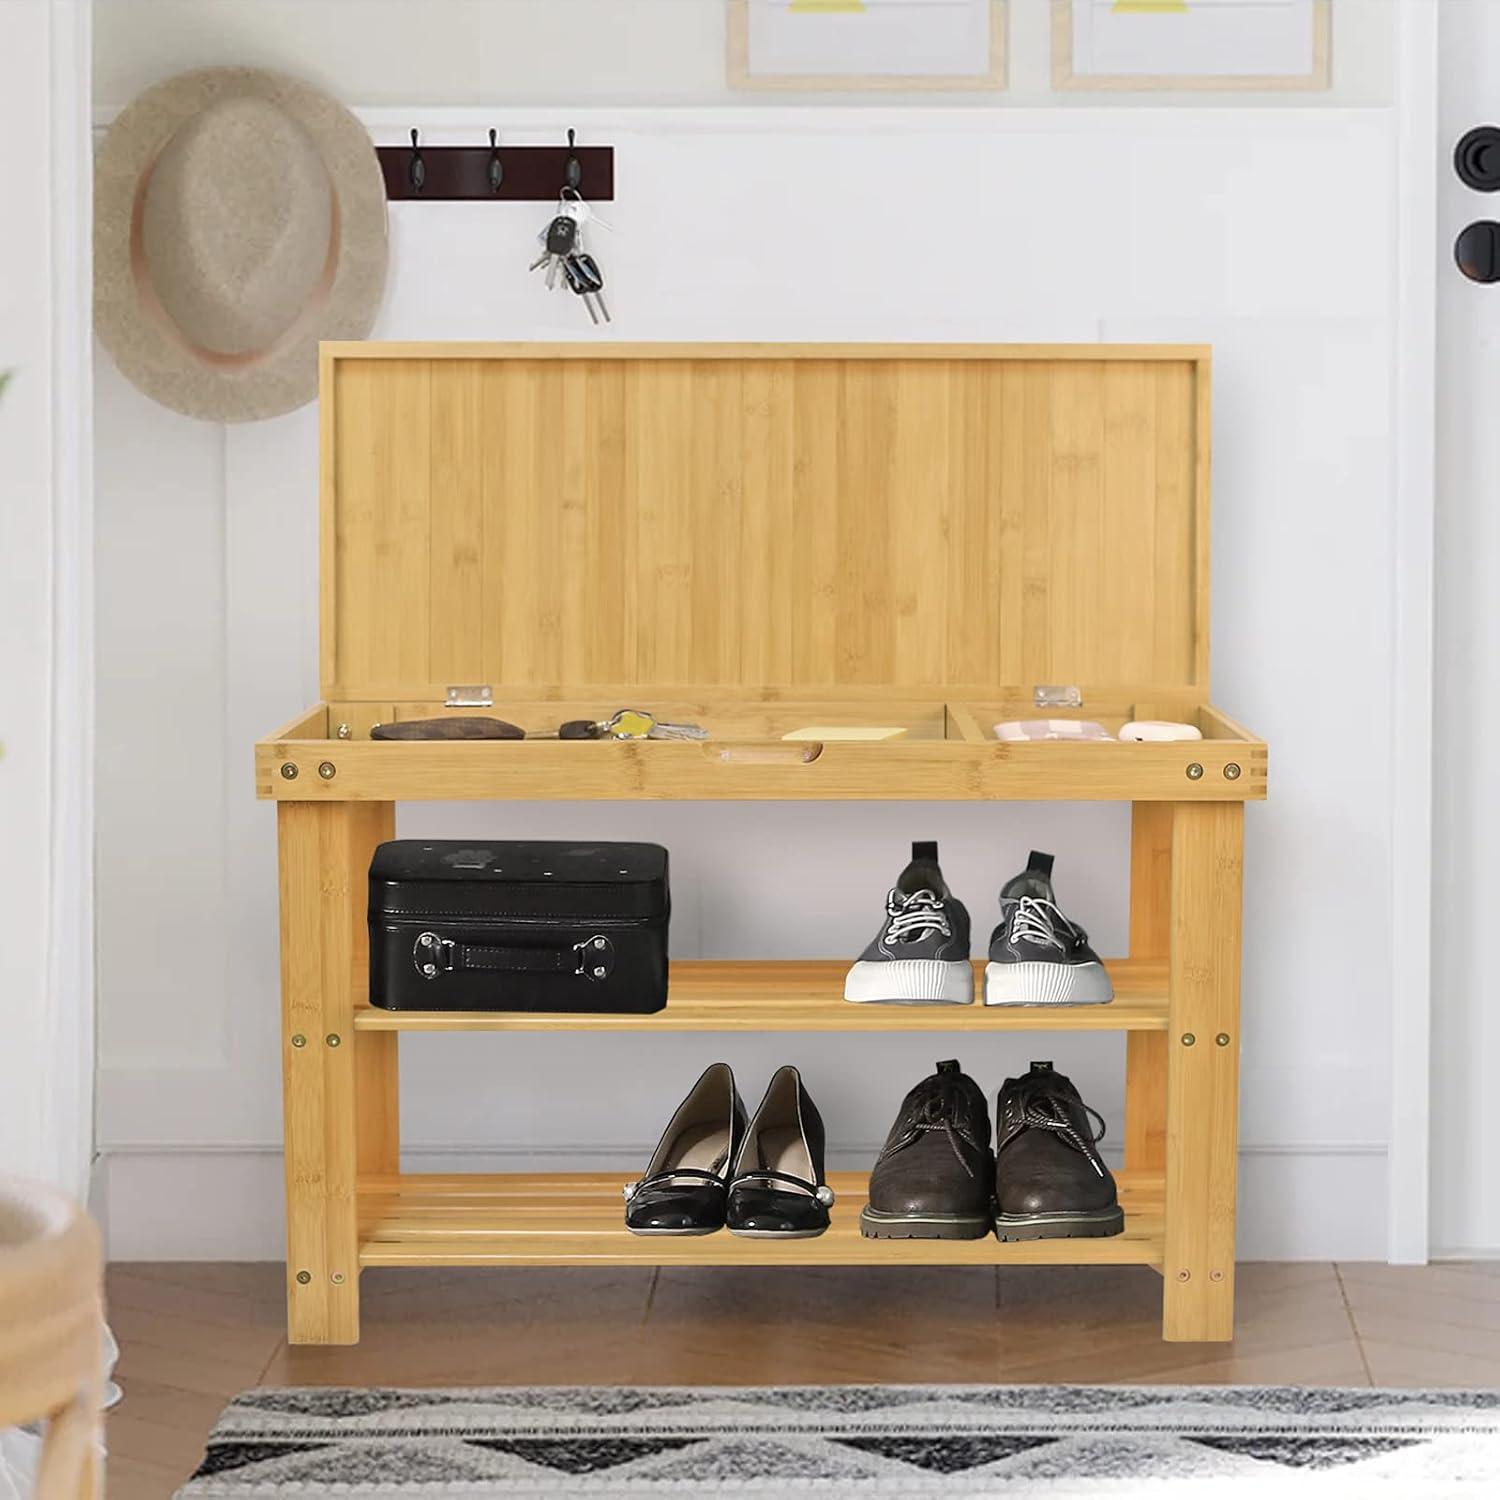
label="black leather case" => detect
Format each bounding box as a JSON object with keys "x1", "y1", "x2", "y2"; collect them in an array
[{"x1": 368, "y1": 840, "x2": 669, "y2": 1013}]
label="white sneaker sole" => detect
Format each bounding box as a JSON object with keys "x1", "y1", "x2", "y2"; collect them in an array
[
  {"x1": 984, "y1": 961, "x2": 1113, "y2": 1006},
  {"x1": 843, "y1": 959, "x2": 974, "y2": 1005}
]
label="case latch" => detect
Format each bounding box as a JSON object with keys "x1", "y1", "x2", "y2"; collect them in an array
[
  {"x1": 413, "y1": 931, "x2": 456, "y2": 978},
  {"x1": 1032, "y1": 685, "x2": 1082, "y2": 709},
  {"x1": 574, "y1": 934, "x2": 615, "y2": 981},
  {"x1": 444, "y1": 684, "x2": 494, "y2": 708}
]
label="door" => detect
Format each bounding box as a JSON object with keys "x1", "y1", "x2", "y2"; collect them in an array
[{"x1": 1431, "y1": 2, "x2": 1500, "y2": 1260}]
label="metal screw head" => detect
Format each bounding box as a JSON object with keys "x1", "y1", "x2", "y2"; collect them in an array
[
  {"x1": 291, "y1": 1034, "x2": 307, "y2": 1049},
  {"x1": 1176, "y1": 1269, "x2": 1191, "y2": 1282},
  {"x1": 318, "y1": 761, "x2": 337, "y2": 780},
  {"x1": 325, "y1": 1033, "x2": 341, "y2": 1048},
  {"x1": 594, "y1": 938, "x2": 606, "y2": 949},
  {"x1": 330, "y1": 1271, "x2": 345, "y2": 1285},
  {"x1": 336, "y1": 722, "x2": 352, "y2": 740},
  {"x1": 280, "y1": 761, "x2": 298, "y2": 780},
  {"x1": 422, "y1": 963, "x2": 437, "y2": 977},
  {"x1": 1215, "y1": 1032, "x2": 1231, "y2": 1047},
  {"x1": 1210, "y1": 1269, "x2": 1225, "y2": 1283},
  {"x1": 593, "y1": 966, "x2": 607, "y2": 978},
  {"x1": 1224, "y1": 762, "x2": 1242, "y2": 780},
  {"x1": 295, "y1": 1270, "x2": 311, "y2": 1285},
  {"x1": 1182, "y1": 1032, "x2": 1196, "y2": 1047},
  {"x1": 1186, "y1": 762, "x2": 1204, "y2": 780}
]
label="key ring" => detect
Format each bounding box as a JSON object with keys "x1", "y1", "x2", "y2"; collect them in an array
[{"x1": 553, "y1": 709, "x2": 708, "y2": 741}]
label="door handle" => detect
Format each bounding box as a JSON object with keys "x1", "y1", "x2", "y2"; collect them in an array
[{"x1": 1456, "y1": 222, "x2": 1500, "y2": 284}]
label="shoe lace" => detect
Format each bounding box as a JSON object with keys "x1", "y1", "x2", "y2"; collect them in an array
[
  {"x1": 905, "y1": 1074, "x2": 982, "y2": 1176},
  {"x1": 884, "y1": 888, "x2": 951, "y2": 943},
  {"x1": 1009, "y1": 896, "x2": 1080, "y2": 952},
  {"x1": 1014, "y1": 1082, "x2": 1108, "y2": 1179}
]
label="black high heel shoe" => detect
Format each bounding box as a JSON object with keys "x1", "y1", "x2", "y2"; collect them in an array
[
  {"x1": 726, "y1": 1065, "x2": 834, "y2": 1239},
  {"x1": 624, "y1": 1063, "x2": 746, "y2": 1235}
]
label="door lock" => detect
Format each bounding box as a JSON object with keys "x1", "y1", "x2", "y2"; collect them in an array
[{"x1": 1455, "y1": 126, "x2": 1500, "y2": 192}]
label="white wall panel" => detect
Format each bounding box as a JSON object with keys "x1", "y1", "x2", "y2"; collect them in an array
[
  {"x1": 1, "y1": 0, "x2": 93, "y2": 1194},
  {"x1": 94, "y1": 359, "x2": 228, "y2": 1069},
  {"x1": 91, "y1": 0, "x2": 1394, "y2": 111}
]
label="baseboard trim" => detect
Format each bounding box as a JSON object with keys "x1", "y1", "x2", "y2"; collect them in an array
[
  {"x1": 99, "y1": 1142, "x2": 1389, "y2": 1263},
  {"x1": 99, "y1": 1138, "x2": 1389, "y2": 1160}
]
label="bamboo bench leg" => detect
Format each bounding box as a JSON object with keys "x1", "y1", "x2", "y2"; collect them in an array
[
  {"x1": 1125, "y1": 803, "x2": 1171, "y2": 1179},
  {"x1": 278, "y1": 799, "x2": 395, "y2": 1344},
  {"x1": 1162, "y1": 800, "x2": 1244, "y2": 1342}
]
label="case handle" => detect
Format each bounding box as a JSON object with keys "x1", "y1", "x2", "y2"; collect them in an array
[{"x1": 413, "y1": 931, "x2": 615, "y2": 981}]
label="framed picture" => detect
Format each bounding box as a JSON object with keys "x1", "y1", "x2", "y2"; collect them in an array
[
  {"x1": 1053, "y1": 0, "x2": 1331, "y2": 92},
  {"x1": 728, "y1": 0, "x2": 1007, "y2": 92}
]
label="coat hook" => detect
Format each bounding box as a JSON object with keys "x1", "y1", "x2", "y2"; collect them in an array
[
  {"x1": 488, "y1": 128, "x2": 504, "y2": 195},
  {"x1": 564, "y1": 127, "x2": 582, "y2": 191},
  {"x1": 408, "y1": 128, "x2": 425, "y2": 194}
]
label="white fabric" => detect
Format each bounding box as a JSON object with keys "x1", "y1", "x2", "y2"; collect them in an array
[
  {"x1": 0, "y1": 1429, "x2": 39, "y2": 1500},
  {"x1": 0, "y1": 1324, "x2": 119, "y2": 1498}
]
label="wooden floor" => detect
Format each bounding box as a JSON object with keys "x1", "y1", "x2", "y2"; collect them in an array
[{"x1": 105, "y1": 1259, "x2": 1500, "y2": 1498}]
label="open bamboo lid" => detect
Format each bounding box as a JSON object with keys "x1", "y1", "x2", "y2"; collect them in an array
[{"x1": 318, "y1": 343, "x2": 1210, "y2": 703}]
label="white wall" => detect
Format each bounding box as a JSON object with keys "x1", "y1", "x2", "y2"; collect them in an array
[
  {"x1": 0, "y1": 0, "x2": 94, "y2": 1198},
  {"x1": 92, "y1": 4, "x2": 1404, "y2": 1260},
  {"x1": 92, "y1": 0, "x2": 1393, "y2": 109}
]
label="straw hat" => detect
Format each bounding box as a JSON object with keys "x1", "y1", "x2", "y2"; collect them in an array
[{"x1": 95, "y1": 68, "x2": 388, "y2": 422}]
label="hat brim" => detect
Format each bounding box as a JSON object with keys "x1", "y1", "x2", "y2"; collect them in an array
[{"x1": 95, "y1": 68, "x2": 388, "y2": 423}]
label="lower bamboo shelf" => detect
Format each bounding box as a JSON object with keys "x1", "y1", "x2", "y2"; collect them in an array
[
  {"x1": 351, "y1": 958, "x2": 1167, "y2": 1032},
  {"x1": 358, "y1": 1171, "x2": 1165, "y2": 1269}
]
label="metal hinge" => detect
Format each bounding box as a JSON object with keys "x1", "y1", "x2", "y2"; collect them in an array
[
  {"x1": 1033, "y1": 685, "x2": 1082, "y2": 709},
  {"x1": 445, "y1": 684, "x2": 494, "y2": 708}
]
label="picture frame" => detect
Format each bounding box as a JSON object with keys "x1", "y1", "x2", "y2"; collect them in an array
[
  {"x1": 728, "y1": 0, "x2": 1007, "y2": 93},
  {"x1": 1052, "y1": 0, "x2": 1331, "y2": 93}
]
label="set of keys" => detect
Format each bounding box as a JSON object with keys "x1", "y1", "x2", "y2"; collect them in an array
[
  {"x1": 530, "y1": 709, "x2": 707, "y2": 741},
  {"x1": 529, "y1": 193, "x2": 611, "y2": 324},
  {"x1": 368, "y1": 708, "x2": 707, "y2": 742}
]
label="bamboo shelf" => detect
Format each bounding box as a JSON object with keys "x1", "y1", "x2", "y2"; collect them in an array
[
  {"x1": 259, "y1": 342, "x2": 1262, "y2": 1350},
  {"x1": 350, "y1": 959, "x2": 1168, "y2": 1032},
  {"x1": 358, "y1": 1171, "x2": 1166, "y2": 1269}
]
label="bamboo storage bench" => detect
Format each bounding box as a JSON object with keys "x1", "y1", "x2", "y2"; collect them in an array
[{"x1": 257, "y1": 341, "x2": 1266, "y2": 1346}]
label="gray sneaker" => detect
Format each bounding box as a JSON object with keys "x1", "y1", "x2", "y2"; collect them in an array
[
  {"x1": 844, "y1": 841, "x2": 974, "y2": 1005},
  {"x1": 985, "y1": 851, "x2": 1113, "y2": 1006}
]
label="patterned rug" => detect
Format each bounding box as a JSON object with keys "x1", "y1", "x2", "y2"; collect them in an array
[{"x1": 176, "y1": 1384, "x2": 1500, "y2": 1497}]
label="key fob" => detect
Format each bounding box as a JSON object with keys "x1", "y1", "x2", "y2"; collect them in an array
[
  {"x1": 570, "y1": 253, "x2": 604, "y2": 291},
  {"x1": 545, "y1": 216, "x2": 578, "y2": 256},
  {"x1": 558, "y1": 718, "x2": 603, "y2": 740}
]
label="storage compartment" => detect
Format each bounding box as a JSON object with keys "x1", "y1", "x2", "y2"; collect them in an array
[{"x1": 260, "y1": 692, "x2": 1264, "y2": 802}]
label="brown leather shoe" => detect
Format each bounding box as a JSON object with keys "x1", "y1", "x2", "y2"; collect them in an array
[
  {"x1": 993, "y1": 1060, "x2": 1123, "y2": 1241},
  {"x1": 861, "y1": 1060, "x2": 993, "y2": 1240}
]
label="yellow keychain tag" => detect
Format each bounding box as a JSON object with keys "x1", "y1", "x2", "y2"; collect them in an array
[{"x1": 607, "y1": 709, "x2": 658, "y2": 739}]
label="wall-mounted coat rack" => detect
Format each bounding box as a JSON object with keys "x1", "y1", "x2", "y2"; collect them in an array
[{"x1": 376, "y1": 129, "x2": 614, "y2": 202}]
